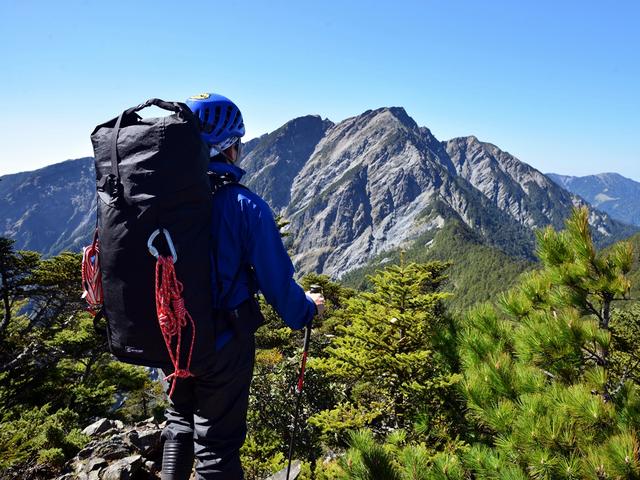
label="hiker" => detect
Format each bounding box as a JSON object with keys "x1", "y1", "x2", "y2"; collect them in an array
[{"x1": 160, "y1": 93, "x2": 326, "y2": 480}]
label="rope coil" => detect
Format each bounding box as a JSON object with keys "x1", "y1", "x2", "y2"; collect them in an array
[
  {"x1": 81, "y1": 233, "x2": 103, "y2": 315},
  {"x1": 155, "y1": 255, "x2": 196, "y2": 398}
]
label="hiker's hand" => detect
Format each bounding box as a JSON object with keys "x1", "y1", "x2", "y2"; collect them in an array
[{"x1": 308, "y1": 291, "x2": 326, "y2": 317}]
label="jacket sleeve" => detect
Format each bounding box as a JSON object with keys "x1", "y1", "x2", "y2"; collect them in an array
[{"x1": 240, "y1": 193, "x2": 316, "y2": 330}]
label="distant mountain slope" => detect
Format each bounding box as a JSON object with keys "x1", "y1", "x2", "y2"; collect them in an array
[
  {"x1": 445, "y1": 137, "x2": 633, "y2": 242},
  {"x1": 341, "y1": 219, "x2": 534, "y2": 312},
  {"x1": 548, "y1": 172, "x2": 640, "y2": 226},
  {"x1": 0, "y1": 158, "x2": 95, "y2": 256}
]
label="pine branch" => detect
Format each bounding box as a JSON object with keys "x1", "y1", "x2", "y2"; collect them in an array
[
  {"x1": 540, "y1": 369, "x2": 556, "y2": 380},
  {"x1": 583, "y1": 298, "x2": 604, "y2": 326},
  {"x1": 581, "y1": 345, "x2": 607, "y2": 366},
  {"x1": 608, "y1": 357, "x2": 640, "y2": 398},
  {"x1": 0, "y1": 341, "x2": 37, "y2": 372}
]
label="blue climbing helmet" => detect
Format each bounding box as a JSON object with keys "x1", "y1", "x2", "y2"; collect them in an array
[{"x1": 185, "y1": 93, "x2": 245, "y2": 153}]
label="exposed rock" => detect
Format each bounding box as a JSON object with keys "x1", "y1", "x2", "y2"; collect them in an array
[
  {"x1": 240, "y1": 115, "x2": 334, "y2": 211},
  {"x1": 144, "y1": 460, "x2": 158, "y2": 474},
  {"x1": 444, "y1": 136, "x2": 633, "y2": 243},
  {"x1": 93, "y1": 439, "x2": 131, "y2": 461},
  {"x1": 86, "y1": 458, "x2": 108, "y2": 472},
  {"x1": 282, "y1": 108, "x2": 538, "y2": 275},
  {"x1": 82, "y1": 418, "x2": 116, "y2": 437},
  {"x1": 125, "y1": 428, "x2": 162, "y2": 456},
  {"x1": 56, "y1": 419, "x2": 163, "y2": 480},
  {"x1": 101, "y1": 455, "x2": 142, "y2": 480}
]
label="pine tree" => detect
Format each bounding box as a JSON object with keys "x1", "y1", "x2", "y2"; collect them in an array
[
  {"x1": 0, "y1": 237, "x2": 39, "y2": 336},
  {"x1": 323, "y1": 429, "x2": 465, "y2": 480},
  {"x1": 310, "y1": 259, "x2": 462, "y2": 445},
  {"x1": 457, "y1": 207, "x2": 640, "y2": 478},
  {"x1": 0, "y1": 248, "x2": 155, "y2": 475},
  {"x1": 610, "y1": 304, "x2": 640, "y2": 388}
]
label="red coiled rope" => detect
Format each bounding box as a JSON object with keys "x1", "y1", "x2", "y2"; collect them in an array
[
  {"x1": 81, "y1": 233, "x2": 103, "y2": 315},
  {"x1": 155, "y1": 255, "x2": 196, "y2": 398}
]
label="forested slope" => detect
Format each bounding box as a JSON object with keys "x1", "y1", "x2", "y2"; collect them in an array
[{"x1": 342, "y1": 219, "x2": 534, "y2": 312}]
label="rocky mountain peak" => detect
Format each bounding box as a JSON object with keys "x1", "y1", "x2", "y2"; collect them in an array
[
  {"x1": 287, "y1": 106, "x2": 443, "y2": 217},
  {"x1": 378, "y1": 106, "x2": 418, "y2": 129},
  {"x1": 362, "y1": 106, "x2": 419, "y2": 131},
  {"x1": 239, "y1": 115, "x2": 333, "y2": 211},
  {"x1": 281, "y1": 114, "x2": 333, "y2": 132}
]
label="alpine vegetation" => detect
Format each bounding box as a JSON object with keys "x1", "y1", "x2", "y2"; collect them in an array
[
  {"x1": 330, "y1": 207, "x2": 640, "y2": 479},
  {"x1": 1, "y1": 206, "x2": 640, "y2": 478}
]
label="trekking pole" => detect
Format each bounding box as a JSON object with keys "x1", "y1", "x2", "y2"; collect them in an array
[{"x1": 286, "y1": 285, "x2": 322, "y2": 480}]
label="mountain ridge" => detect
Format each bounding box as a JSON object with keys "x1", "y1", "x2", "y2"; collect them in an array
[
  {"x1": 547, "y1": 172, "x2": 640, "y2": 227},
  {"x1": 1, "y1": 109, "x2": 636, "y2": 280},
  {"x1": 246, "y1": 108, "x2": 633, "y2": 276}
]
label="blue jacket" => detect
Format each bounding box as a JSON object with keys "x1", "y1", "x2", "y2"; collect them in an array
[{"x1": 209, "y1": 162, "x2": 316, "y2": 348}]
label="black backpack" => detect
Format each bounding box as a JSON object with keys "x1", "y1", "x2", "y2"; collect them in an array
[{"x1": 89, "y1": 98, "x2": 215, "y2": 375}]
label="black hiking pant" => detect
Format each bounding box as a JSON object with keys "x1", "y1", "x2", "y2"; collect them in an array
[{"x1": 161, "y1": 334, "x2": 255, "y2": 479}]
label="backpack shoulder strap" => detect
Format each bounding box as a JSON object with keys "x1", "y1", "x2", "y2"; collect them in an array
[{"x1": 208, "y1": 171, "x2": 255, "y2": 308}]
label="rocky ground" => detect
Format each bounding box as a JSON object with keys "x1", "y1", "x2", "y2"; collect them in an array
[
  {"x1": 56, "y1": 417, "x2": 165, "y2": 480},
  {"x1": 49, "y1": 418, "x2": 299, "y2": 480}
]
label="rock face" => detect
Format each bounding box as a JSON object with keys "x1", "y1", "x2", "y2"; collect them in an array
[
  {"x1": 243, "y1": 107, "x2": 634, "y2": 276},
  {"x1": 275, "y1": 108, "x2": 530, "y2": 274},
  {"x1": 1, "y1": 109, "x2": 635, "y2": 277},
  {"x1": 446, "y1": 136, "x2": 573, "y2": 229},
  {"x1": 55, "y1": 418, "x2": 164, "y2": 480},
  {"x1": 548, "y1": 172, "x2": 640, "y2": 227},
  {"x1": 240, "y1": 115, "x2": 334, "y2": 211}
]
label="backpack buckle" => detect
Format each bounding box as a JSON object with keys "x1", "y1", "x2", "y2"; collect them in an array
[
  {"x1": 147, "y1": 228, "x2": 178, "y2": 263},
  {"x1": 107, "y1": 175, "x2": 122, "y2": 197}
]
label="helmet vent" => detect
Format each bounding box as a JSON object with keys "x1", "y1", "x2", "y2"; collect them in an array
[
  {"x1": 213, "y1": 106, "x2": 222, "y2": 132},
  {"x1": 202, "y1": 108, "x2": 211, "y2": 133},
  {"x1": 224, "y1": 105, "x2": 233, "y2": 128},
  {"x1": 230, "y1": 109, "x2": 240, "y2": 129}
]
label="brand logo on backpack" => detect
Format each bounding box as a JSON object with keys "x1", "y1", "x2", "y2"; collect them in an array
[{"x1": 125, "y1": 346, "x2": 144, "y2": 354}]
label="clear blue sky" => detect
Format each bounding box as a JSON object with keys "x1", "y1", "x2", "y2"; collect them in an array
[{"x1": 1, "y1": 0, "x2": 639, "y2": 180}]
